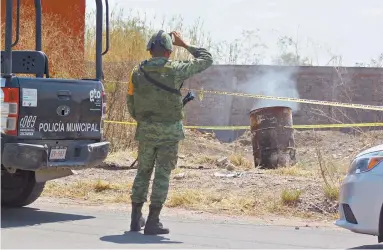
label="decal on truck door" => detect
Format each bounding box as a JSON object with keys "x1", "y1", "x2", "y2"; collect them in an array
[
  {"x1": 22, "y1": 88, "x2": 38, "y2": 107},
  {"x1": 89, "y1": 89, "x2": 102, "y2": 111},
  {"x1": 19, "y1": 115, "x2": 37, "y2": 136}
]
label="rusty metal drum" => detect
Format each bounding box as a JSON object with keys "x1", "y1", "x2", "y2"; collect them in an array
[{"x1": 249, "y1": 106, "x2": 296, "y2": 169}]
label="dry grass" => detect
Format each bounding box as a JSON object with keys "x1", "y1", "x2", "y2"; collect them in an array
[
  {"x1": 166, "y1": 190, "x2": 204, "y2": 208},
  {"x1": 1, "y1": 7, "x2": 86, "y2": 79},
  {"x1": 166, "y1": 189, "x2": 266, "y2": 215},
  {"x1": 229, "y1": 154, "x2": 253, "y2": 170},
  {"x1": 268, "y1": 165, "x2": 314, "y2": 177},
  {"x1": 323, "y1": 185, "x2": 340, "y2": 201},
  {"x1": 41, "y1": 129, "x2": 370, "y2": 220},
  {"x1": 311, "y1": 131, "x2": 347, "y2": 204},
  {"x1": 172, "y1": 167, "x2": 184, "y2": 175},
  {"x1": 194, "y1": 155, "x2": 218, "y2": 165},
  {"x1": 43, "y1": 180, "x2": 132, "y2": 203},
  {"x1": 94, "y1": 180, "x2": 113, "y2": 192},
  {"x1": 43, "y1": 178, "x2": 289, "y2": 217},
  {"x1": 37, "y1": 129, "x2": 383, "y2": 222},
  {"x1": 171, "y1": 168, "x2": 202, "y2": 179},
  {"x1": 165, "y1": 188, "x2": 316, "y2": 218},
  {"x1": 281, "y1": 189, "x2": 303, "y2": 206}
]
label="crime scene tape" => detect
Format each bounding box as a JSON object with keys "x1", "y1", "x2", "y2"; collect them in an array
[
  {"x1": 104, "y1": 80, "x2": 383, "y2": 111},
  {"x1": 189, "y1": 88, "x2": 383, "y2": 112},
  {"x1": 104, "y1": 120, "x2": 383, "y2": 130}
]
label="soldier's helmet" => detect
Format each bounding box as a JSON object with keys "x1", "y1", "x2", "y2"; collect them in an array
[{"x1": 146, "y1": 30, "x2": 173, "y2": 52}]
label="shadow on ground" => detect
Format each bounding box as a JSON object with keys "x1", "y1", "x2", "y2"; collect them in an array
[
  {"x1": 100, "y1": 231, "x2": 183, "y2": 245},
  {"x1": 350, "y1": 244, "x2": 383, "y2": 249},
  {"x1": 1, "y1": 207, "x2": 95, "y2": 228}
]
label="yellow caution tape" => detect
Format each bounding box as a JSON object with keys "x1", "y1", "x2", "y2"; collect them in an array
[
  {"x1": 104, "y1": 120, "x2": 383, "y2": 130},
  {"x1": 104, "y1": 120, "x2": 137, "y2": 125},
  {"x1": 292, "y1": 123, "x2": 383, "y2": 129},
  {"x1": 105, "y1": 79, "x2": 383, "y2": 111},
  {"x1": 189, "y1": 88, "x2": 383, "y2": 111}
]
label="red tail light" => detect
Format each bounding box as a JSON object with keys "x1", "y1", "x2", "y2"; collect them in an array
[{"x1": 1, "y1": 87, "x2": 19, "y2": 136}]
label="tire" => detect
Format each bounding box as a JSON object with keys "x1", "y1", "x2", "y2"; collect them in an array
[{"x1": 1, "y1": 169, "x2": 45, "y2": 208}]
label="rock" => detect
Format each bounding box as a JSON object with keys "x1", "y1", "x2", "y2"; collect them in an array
[
  {"x1": 226, "y1": 163, "x2": 235, "y2": 171},
  {"x1": 173, "y1": 173, "x2": 186, "y2": 180},
  {"x1": 214, "y1": 172, "x2": 228, "y2": 178},
  {"x1": 178, "y1": 154, "x2": 186, "y2": 159},
  {"x1": 216, "y1": 157, "x2": 229, "y2": 167},
  {"x1": 214, "y1": 172, "x2": 243, "y2": 178},
  {"x1": 225, "y1": 173, "x2": 237, "y2": 178},
  {"x1": 332, "y1": 154, "x2": 338, "y2": 159}
]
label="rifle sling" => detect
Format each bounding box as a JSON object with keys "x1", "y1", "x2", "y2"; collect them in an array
[{"x1": 139, "y1": 63, "x2": 181, "y2": 96}]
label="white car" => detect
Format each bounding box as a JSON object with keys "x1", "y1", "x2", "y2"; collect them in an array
[{"x1": 336, "y1": 144, "x2": 383, "y2": 243}]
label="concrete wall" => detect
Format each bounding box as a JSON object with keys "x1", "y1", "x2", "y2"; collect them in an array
[{"x1": 182, "y1": 65, "x2": 383, "y2": 142}]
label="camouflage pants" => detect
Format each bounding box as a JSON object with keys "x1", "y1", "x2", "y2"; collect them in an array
[{"x1": 131, "y1": 140, "x2": 179, "y2": 206}]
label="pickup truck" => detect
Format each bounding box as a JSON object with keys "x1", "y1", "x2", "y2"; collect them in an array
[{"x1": 1, "y1": 0, "x2": 110, "y2": 207}]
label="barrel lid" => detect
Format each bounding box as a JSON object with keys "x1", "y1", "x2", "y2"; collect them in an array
[{"x1": 249, "y1": 106, "x2": 292, "y2": 115}]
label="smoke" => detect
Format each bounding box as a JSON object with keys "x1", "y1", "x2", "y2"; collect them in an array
[{"x1": 242, "y1": 67, "x2": 300, "y2": 113}]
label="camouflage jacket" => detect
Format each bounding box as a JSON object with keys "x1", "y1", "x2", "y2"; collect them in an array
[{"x1": 127, "y1": 45, "x2": 213, "y2": 142}]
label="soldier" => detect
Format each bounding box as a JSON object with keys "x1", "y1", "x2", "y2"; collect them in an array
[{"x1": 126, "y1": 30, "x2": 213, "y2": 235}]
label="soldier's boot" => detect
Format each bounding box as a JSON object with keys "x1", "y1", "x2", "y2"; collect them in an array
[
  {"x1": 130, "y1": 202, "x2": 146, "y2": 231},
  {"x1": 144, "y1": 204, "x2": 169, "y2": 235}
]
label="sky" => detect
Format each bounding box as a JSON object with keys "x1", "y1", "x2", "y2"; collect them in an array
[{"x1": 86, "y1": 0, "x2": 383, "y2": 66}]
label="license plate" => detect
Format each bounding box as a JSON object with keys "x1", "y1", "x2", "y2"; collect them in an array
[{"x1": 49, "y1": 147, "x2": 67, "y2": 160}]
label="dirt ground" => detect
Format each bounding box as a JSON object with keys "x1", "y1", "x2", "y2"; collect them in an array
[{"x1": 42, "y1": 129, "x2": 383, "y2": 222}]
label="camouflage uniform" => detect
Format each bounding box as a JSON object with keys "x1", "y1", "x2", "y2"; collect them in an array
[{"x1": 127, "y1": 30, "x2": 213, "y2": 234}]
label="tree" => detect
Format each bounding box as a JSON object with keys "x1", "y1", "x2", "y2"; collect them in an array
[{"x1": 272, "y1": 36, "x2": 312, "y2": 66}]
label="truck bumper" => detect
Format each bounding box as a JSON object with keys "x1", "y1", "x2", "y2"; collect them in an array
[{"x1": 2, "y1": 141, "x2": 109, "y2": 171}]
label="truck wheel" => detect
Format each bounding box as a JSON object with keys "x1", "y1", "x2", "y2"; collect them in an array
[{"x1": 1, "y1": 169, "x2": 45, "y2": 208}]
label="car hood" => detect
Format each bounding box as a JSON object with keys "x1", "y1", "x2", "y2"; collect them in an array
[{"x1": 356, "y1": 144, "x2": 383, "y2": 157}]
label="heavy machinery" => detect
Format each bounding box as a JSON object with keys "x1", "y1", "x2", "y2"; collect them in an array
[{"x1": 1, "y1": 0, "x2": 110, "y2": 207}]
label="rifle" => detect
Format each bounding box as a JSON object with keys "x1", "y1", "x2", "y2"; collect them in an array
[{"x1": 129, "y1": 91, "x2": 195, "y2": 168}]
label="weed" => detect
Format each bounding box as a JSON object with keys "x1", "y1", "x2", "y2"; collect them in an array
[
  {"x1": 229, "y1": 154, "x2": 252, "y2": 170},
  {"x1": 281, "y1": 189, "x2": 303, "y2": 206},
  {"x1": 166, "y1": 189, "x2": 268, "y2": 216},
  {"x1": 270, "y1": 165, "x2": 313, "y2": 177},
  {"x1": 195, "y1": 156, "x2": 218, "y2": 165},
  {"x1": 172, "y1": 167, "x2": 183, "y2": 175},
  {"x1": 323, "y1": 185, "x2": 339, "y2": 201},
  {"x1": 313, "y1": 131, "x2": 347, "y2": 203},
  {"x1": 166, "y1": 190, "x2": 203, "y2": 208},
  {"x1": 94, "y1": 180, "x2": 112, "y2": 192}
]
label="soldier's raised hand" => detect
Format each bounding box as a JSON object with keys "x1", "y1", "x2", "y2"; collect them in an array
[{"x1": 170, "y1": 31, "x2": 188, "y2": 48}]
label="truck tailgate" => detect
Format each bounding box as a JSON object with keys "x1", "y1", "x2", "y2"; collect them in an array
[{"x1": 17, "y1": 78, "x2": 104, "y2": 140}]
